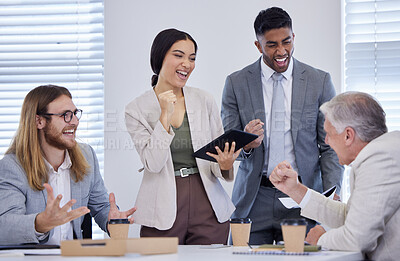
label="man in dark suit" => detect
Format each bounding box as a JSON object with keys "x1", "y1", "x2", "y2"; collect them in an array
[{"x1": 221, "y1": 7, "x2": 343, "y2": 244}]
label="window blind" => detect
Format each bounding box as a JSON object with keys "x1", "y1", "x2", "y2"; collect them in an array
[
  {"x1": 0, "y1": 0, "x2": 104, "y2": 173},
  {"x1": 0, "y1": 0, "x2": 104, "y2": 239},
  {"x1": 344, "y1": 0, "x2": 400, "y2": 131},
  {"x1": 343, "y1": 0, "x2": 400, "y2": 202}
]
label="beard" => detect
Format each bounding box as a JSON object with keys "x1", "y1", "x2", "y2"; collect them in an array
[{"x1": 43, "y1": 123, "x2": 76, "y2": 150}]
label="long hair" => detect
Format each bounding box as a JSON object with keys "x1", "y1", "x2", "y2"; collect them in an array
[
  {"x1": 6, "y1": 85, "x2": 90, "y2": 191},
  {"x1": 150, "y1": 28, "x2": 198, "y2": 86}
]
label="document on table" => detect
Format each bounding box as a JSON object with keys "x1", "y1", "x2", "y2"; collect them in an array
[
  {"x1": 279, "y1": 186, "x2": 336, "y2": 209},
  {"x1": 0, "y1": 244, "x2": 60, "y2": 256},
  {"x1": 0, "y1": 249, "x2": 61, "y2": 256}
]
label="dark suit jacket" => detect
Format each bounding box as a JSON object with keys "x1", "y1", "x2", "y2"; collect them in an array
[{"x1": 221, "y1": 57, "x2": 343, "y2": 218}]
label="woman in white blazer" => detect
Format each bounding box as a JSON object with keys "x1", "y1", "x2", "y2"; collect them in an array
[{"x1": 125, "y1": 29, "x2": 240, "y2": 245}]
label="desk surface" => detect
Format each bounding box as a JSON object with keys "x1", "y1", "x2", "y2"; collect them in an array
[{"x1": 1, "y1": 245, "x2": 363, "y2": 260}]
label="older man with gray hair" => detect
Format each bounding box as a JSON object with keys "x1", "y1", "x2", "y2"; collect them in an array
[{"x1": 269, "y1": 91, "x2": 400, "y2": 260}]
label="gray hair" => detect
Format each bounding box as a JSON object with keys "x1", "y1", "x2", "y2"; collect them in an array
[{"x1": 320, "y1": 91, "x2": 387, "y2": 142}]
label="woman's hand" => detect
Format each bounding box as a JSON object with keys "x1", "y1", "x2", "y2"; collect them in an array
[
  {"x1": 158, "y1": 90, "x2": 176, "y2": 116},
  {"x1": 158, "y1": 90, "x2": 176, "y2": 131},
  {"x1": 207, "y1": 142, "x2": 241, "y2": 170}
]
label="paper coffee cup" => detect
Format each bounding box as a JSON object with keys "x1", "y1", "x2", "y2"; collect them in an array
[
  {"x1": 108, "y1": 219, "x2": 130, "y2": 239},
  {"x1": 281, "y1": 218, "x2": 307, "y2": 253},
  {"x1": 230, "y1": 218, "x2": 252, "y2": 246}
]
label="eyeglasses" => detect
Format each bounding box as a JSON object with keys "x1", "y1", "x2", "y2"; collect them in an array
[{"x1": 41, "y1": 109, "x2": 83, "y2": 123}]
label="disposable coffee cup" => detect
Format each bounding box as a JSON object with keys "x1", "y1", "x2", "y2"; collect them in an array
[
  {"x1": 108, "y1": 218, "x2": 130, "y2": 239},
  {"x1": 230, "y1": 218, "x2": 252, "y2": 246},
  {"x1": 281, "y1": 218, "x2": 307, "y2": 253}
]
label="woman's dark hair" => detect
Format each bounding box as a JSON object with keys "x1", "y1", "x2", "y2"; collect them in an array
[
  {"x1": 150, "y1": 28, "x2": 198, "y2": 86},
  {"x1": 254, "y1": 7, "x2": 292, "y2": 37}
]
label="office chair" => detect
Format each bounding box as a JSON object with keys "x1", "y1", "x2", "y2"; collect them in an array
[{"x1": 81, "y1": 213, "x2": 92, "y2": 239}]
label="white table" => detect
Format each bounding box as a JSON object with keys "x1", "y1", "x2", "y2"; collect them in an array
[{"x1": 1, "y1": 245, "x2": 363, "y2": 260}]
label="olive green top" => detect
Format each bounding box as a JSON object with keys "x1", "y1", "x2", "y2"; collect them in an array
[{"x1": 170, "y1": 112, "x2": 198, "y2": 171}]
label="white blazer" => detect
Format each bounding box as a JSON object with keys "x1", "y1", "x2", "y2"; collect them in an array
[
  {"x1": 125, "y1": 86, "x2": 235, "y2": 230},
  {"x1": 300, "y1": 131, "x2": 400, "y2": 260}
]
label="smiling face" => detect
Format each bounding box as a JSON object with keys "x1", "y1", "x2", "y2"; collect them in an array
[
  {"x1": 39, "y1": 95, "x2": 79, "y2": 151},
  {"x1": 158, "y1": 39, "x2": 196, "y2": 89},
  {"x1": 324, "y1": 119, "x2": 349, "y2": 165},
  {"x1": 255, "y1": 27, "x2": 294, "y2": 73}
]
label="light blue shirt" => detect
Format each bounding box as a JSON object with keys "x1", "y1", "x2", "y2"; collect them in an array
[{"x1": 260, "y1": 59, "x2": 298, "y2": 176}]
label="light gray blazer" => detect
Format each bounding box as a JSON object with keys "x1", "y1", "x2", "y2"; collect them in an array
[
  {"x1": 221, "y1": 58, "x2": 344, "y2": 218},
  {"x1": 125, "y1": 86, "x2": 235, "y2": 230},
  {"x1": 0, "y1": 143, "x2": 110, "y2": 245},
  {"x1": 301, "y1": 131, "x2": 400, "y2": 260}
]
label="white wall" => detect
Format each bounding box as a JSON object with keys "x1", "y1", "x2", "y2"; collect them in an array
[{"x1": 104, "y1": 0, "x2": 341, "y2": 237}]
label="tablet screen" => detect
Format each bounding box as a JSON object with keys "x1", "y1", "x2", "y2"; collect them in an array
[{"x1": 192, "y1": 129, "x2": 258, "y2": 162}]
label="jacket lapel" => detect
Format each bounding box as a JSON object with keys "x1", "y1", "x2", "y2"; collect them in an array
[
  {"x1": 41, "y1": 187, "x2": 48, "y2": 206},
  {"x1": 247, "y1": 58, "x2": 266, "y2": 124},
  {"x1": 291, "y1": 58, "x2": 306, "y2": 145},
  {"x1": 183, "y1": 87, "x2": 203, "y2": 151},
  {"x1": 247, "y1": 59, "x2": 266, "y2": 149}
]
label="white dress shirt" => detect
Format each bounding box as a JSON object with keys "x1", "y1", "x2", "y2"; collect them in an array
[
  {"x1": 260, "y1": 59, "x2": 298, "y2": 175},
  {"x1": 42, "y1": 151, "x2": 74, "y2": 245}
]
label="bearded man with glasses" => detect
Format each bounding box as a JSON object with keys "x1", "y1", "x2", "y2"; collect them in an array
[{"x1": 0, "y1": 85, "x2": 136, "y2": 245}]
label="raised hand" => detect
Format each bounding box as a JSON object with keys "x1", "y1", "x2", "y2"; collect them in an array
[
  {"x1": 269, "y1": 161, "x2": 308, "y2": 204},
  {"x1": 158, "y1": 90, "x2": 177, "y2": 131},
  {"x1": 206, "y1": 142, "x2": 241, "y2": 171},
  {"x1": 107, "y1": 193, "x2": 136, "y2": 224},
  {"x1": 243, "y1": 119, "x2": 264, "y2": 151},
  {"x1": 35, "y1": 183, "x2": 90, "y2": 233},
  {"x1": 269, "y1": 161, "x2": 296, "y2": 194}
]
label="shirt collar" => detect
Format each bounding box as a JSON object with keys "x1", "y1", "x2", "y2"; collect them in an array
[
  {"x1": 260, "y1": 56, "x2": 294, "y2": 81},
  {"x1": 44, "y1": 150, "x2": 72, "y2": 172}
]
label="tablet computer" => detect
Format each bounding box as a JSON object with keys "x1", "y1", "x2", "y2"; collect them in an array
[{"x1": 192, "y1": 129, "x2": 258, "y2": 162}]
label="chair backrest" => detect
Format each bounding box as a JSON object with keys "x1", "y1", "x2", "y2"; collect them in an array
[{"x1": 81, "y1": 213, "x2": 92, "y2": 239}]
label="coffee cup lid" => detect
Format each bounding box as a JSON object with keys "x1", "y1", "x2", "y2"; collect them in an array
[
  {"x1": 229, "y1": 218, "x2": 252, "y2": 224},
  {"x1": 109, "y1": 218, "x2": 130, "y2": 224},
  {"x1": 281, "y1": 218, "x2": 307, "y2": 226}
]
